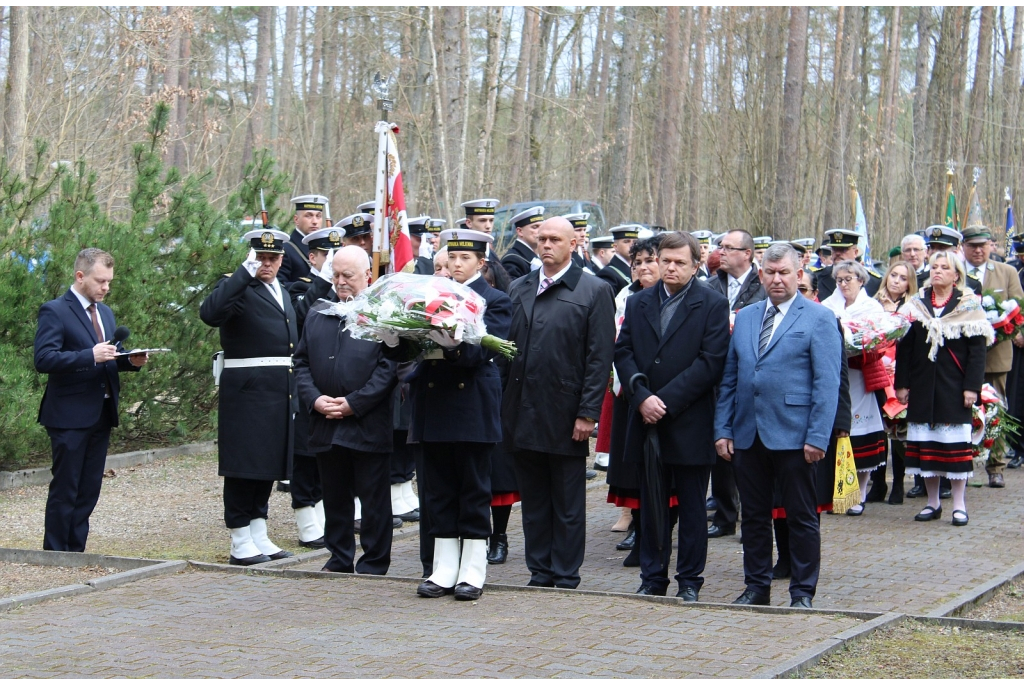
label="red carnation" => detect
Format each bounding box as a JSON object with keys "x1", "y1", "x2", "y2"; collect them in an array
[{"x1": 984, "y1": 438, "x2": 995, "y2": 448}]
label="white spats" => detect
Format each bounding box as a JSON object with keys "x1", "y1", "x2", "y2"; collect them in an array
[
  {"x1": 229, "y1": 526, "x2": 262, "y2": 560},
  {"x1": 456, "y1": 538, "x2": 488, "y2": 590},
  {"x1": 391, "y1": 483, "x2": 415, "y2": 516},
  {"x1": 429, "y1": 538, "x2": 460, "y2": 589},
  {"x1": 294, "y1": 507, "x2": 323, "y2": 544},
  {"x1": 401, "y1": 481, "x2": 419, "y2": 510},
  {"x1": 249, "y1": 518, "x2": 284, "y2": 556},
  {"x1": 313, "y1": 500, "x2": 326, "y2": 530}
]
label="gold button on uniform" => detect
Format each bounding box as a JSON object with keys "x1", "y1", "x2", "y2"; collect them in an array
[
  {"x1": 428, "y1": 382, "x2": 434, "y2": 388},
  {"x1": 458, "y1": 383, "x2": 465, "y2": 389}
]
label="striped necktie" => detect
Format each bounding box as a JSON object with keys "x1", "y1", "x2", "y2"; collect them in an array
[
  {"x1": 538, "y1": 277, "x2": 554, "y2": 295},
  {"x1": 758, "y1": 305, "x2": 778, "y2": 357}
]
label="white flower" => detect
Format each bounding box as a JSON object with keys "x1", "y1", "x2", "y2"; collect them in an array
[
  {"x1": 1001, "y1": 300, "x2": 1016, "y2": 311},
  {"x1": 982, "y1": 295, "x2": 996, "y2": 308}
]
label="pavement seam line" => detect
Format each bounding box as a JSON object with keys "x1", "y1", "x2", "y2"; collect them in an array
[{"x1": 924, "y1": 560, "x2": 1024, "y2": 618}]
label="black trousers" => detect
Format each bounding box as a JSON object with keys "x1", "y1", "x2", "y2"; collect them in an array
[
  {"x1": 290, "y1": 452, "x2": 322, "y2": 509},
  {"x1": 514, "y1": 450, "x2": 587, "y2": 589},
  {"x1": 390, "y1": 430, "x2": 416, "y2": 484},
  {"x1": 420, "y1": 442, "x2": 492, "y2": 539},
  {"x1": 223, "y1": 477, "x2": 274, "y2": 528},
  {"x1": 710, "y1": 455, "x2": 739, "y2": 528},
  {"x1": 412, "y1": 443, "x2": 433, "y2": 576},
  {"x1": 43, "y1": 400, "x2": 113, "y2": 552},
  {"x1": 316, "y1": 446, "x2": 391, "y2": 575},
  {"x1": 639, "y1": 463, "x2": 712, "y2": 594},
  {"x1": 734, "y1": 433, "x2": 819, "y2": 599}
]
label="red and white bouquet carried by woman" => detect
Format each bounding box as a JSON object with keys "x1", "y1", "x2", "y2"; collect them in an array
[
  {"x1": 841, "y1": 312, "x2": 912, "y2": 356},
  {"x1": 317, "y1": 273, "x2": 517, "y2": 359}
]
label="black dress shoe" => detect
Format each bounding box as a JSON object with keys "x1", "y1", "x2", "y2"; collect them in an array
[
  {"x1": 888, "y1": 481, "x2": 904, "y2": 505},
  {"x1": 454, "y1": 582, "x2": 483, "y2": 601},
  {"x1": 526, "y1": 579, "x2": 554, "y2": 588},
  {"x1": 951, "y1": 509, "x2": 969, "y2": 526},
  {"x1": 486, "y1": 533, "x2": 508, "y2": 564},
  {"x1": 593, "y1": 461, "x2": 608, "y2": 472},
  {"x1": 939, "y1": 487, "x2": 952, "y2": 500},
  {"x1": 616, "y1": 529, "x2": 637, "y2": 550},
  {"x1": 707, "y1": 524, "x2": 736, "y2": 538},
  {"x1": 1008, "y1": 454, "x2": 1023, "y2": 469},
  {"x1": 733, "y1": 589, "x2": 770, "y2": 606},
  {"x1": 398, "y1": 509, "x2": 420, "y2": 522},
  {"x1": 914, "y1": 505, "x2": 942, "y2": 521},
  {"x1": 772, "y1": 560, "x2": 791, "y2": 580},
  {"x1": 276, "y1": 481, "x2": 290, "y2": 493},
  {"x1": 299, "y1": 537, "x2": 326, "y2": 549},
  {"x1": 706, "y1": 497, "x2": 718, "y2": 511},
  {"x1": 392, "y1": 517, "x2": 404, "y2": 529},
  {"x1": 416, "y1": 580, "x2": 454, "y2": 598},
  {"x1": 635, "y1": 583, "x2": 666, "y2": 596},
  {"x1": 585, "y1": 468, "x2": 598, "y2": 480},
  {"x1": 229, "y1": 553, "x2": 271, "y2": 566},
  {"x1": 906, "y1": 484, "x2": 925, "y2": 498},
  {"x1": 790, "y1": 596, "x2": 813, "y2": 609},
  {"x1": 676, "y1": 586, "x2": 699, "y2": 602},
  {"x1": 622, "y1": 546, "x2": 640, "y2": 567},
  {"x1": 267, "y1": 550, "x2": 294, "y2": 560}
]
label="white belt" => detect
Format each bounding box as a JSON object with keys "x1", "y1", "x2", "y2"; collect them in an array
[{"x1": 223, "y1": 356, "x2": 293, "y2": 369}]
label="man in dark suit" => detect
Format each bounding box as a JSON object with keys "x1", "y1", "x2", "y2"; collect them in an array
[
  {"x1": 715, "y1": 242, "x2": 842, "y2": 608},
  {"x1": 815, "y1": 229, "x2": 882, "y2": 301},
  {"x1": 34, "y1": 248, "x2": 148, "y2": 552},
  {"x1": 614, "y1": 232, "x2": 729, "y2": 600},
  {"x1": 294, "y1": 246, "x2": 399, "y2": 575},
  {"x1": 284, "y1": 227, "x2": 346, "y2": 549},
  {"x1": 200, "y1": 229, "x2": 298, "y2": 565},
  {"x1": 704, "y1": 228, "x2": 766, "y2": 538},
  {"x1": 596, "y1": 225, "x2": 639, "y2": 293},
  {"x1": 502, "y1": 217, "x2": 615, "y2": 589},
  {"x1": 501, "y1": 206, "x2": 544, "y2": 280},
  {"x1": 279, "y1": 194, "x2": 328, "y2": 285}
]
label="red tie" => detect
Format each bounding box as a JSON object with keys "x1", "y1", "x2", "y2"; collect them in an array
[{"x1": 89, "y1": 304, "x2": 103, "y2": 343}]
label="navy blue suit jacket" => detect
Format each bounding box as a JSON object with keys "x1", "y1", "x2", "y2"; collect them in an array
[
  {"x1": 714, "y1": 295, "x2": 842, "y2": 452},
  {"x1": 34, "y1": 289, "x2": 137, "y2": 430}
]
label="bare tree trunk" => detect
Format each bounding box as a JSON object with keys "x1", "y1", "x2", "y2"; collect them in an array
[
  {"x1": 506, "y1": 7, "x2": 537, "y2": 199},
  {"x1": 967, "y1": 6, "x2": 994, "y2": 165},
  {"x1": 588, "y1": 7, "x2": 611, "y2": 199},
  {"x1": 4, "y1": 6, "x2": 29, "y2": 175},
  {"x1": 319, "y1": 8, "x2": 339, "y2": 194},
  {"x1": 526, "y1": 8, "x2": 554, "y2": 199},
  {"x1": 871, "y1": 7, "x2": 901, "y2": 241},
  {"x1": 307, "y1": 7, "x2": 325, "y2": 101},
  {"x1": 606, "y1": 7, "x2": 638, "y2": 227},
  {"x1": 653, "y1": 7, "x2": 681, "y2": 224},
  {"x1": 426, "y1": 7, "x2": 454, "y2": 226},
  {"x1": 242, "y1": 6, "x2": 272, "y2": 171},
  {"x1": 1000, "y1": 8, "x2": 1023, "y2": 197},
  {"x1": 686, "y1": 8, "x2": 705, "y2": 231},
  {"x1": 773, "y1": 7, "x2": 808, "y2": 239},
  {"x1": 475, "y1": 6, "x2": 503, "y2": 195},
  {"x1": 758, "y1": 7, "x2": 786, "y2": 235},
  {"x1": 911, "y1": 8, "x2": 933, "y2": 229},
  {"x1": 279, "y1": 7, "x2": 297, "y2": 142},
  {"x1": 823, "y1": 7, "x2": 856, "y2": 229},
  {"x1": 456, "y1": 10, "x2": 471, "y2": 203},
  {"x1": 173, "y1": 20, "x2": 192, "y2": 170}
]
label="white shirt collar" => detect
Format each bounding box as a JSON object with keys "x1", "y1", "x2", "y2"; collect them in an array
[
  {"x1": 515, "y1": 238, "x2": 537, "y2": 254},
  {"x1": 70, "y1": 285, "x2": 94, "y2": 310},
  {"x1": 263, "y1": 279, "x2": 284, "y2": 309},
  {"x1": 766, "y1": 291, "x2": 799, "y2": 318},
  {"x1": 541, "y1": 261, "x2": 573, "y2": 284},
  {"x1": 728, "y1": 265, "x2": 753, "y2": 288},
  {"x1": 463, "y1": 273, "x2": 482, "y2": 286}
]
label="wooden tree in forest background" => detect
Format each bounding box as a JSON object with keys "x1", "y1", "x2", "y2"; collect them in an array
[{"x1": 0, "y1": 6, "x2": 1022, "y2": 249}]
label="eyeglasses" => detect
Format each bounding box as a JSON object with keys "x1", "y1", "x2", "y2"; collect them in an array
[
  {"x1": 797, "y1": 286, "x2": 811, "y2": 293},
  {"x1": 835, "y1": 276, "x2": 859, "y2": 285},
  {"x1": 719, "y1": 246, "x2": 749, "y2": 253}
]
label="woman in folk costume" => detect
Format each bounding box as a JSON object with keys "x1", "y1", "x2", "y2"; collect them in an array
[
  {"x1": 408, "y1": 228, "x2": 513, "y2": 600},
  {"x1": 895, "y1": 251, "x2": 993, "y2": 526},
  {"x1": 868, "y1": 260, "x2": 919, "y2": 504},
  {"x1": 605, "y1": 236, "x2": 669, "y2": 565},
  {"x1": 821, "y1": 260, "x2": 890, "y2": 516}
]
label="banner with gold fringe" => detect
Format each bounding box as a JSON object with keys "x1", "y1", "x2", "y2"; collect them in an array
[{"x1": 833, "y1": 436, "x2": 860, "y2": 514}]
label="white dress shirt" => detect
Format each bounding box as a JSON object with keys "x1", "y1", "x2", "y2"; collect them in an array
[
  {"x1": 263, "y1": 279, "x2": 284, "y2": 309},
  {"x1": 728, "y1": 266, "x2": 753, "y2": 308},
  {"x1": 70, "y1": 285, "x2": 105, "y2": 341},
  {"x1": 538, "y1": 261, "x2": 573, "y2": 294},
  {"x1": 760, "y1": 291, "x2": 799, "y2": 347}
]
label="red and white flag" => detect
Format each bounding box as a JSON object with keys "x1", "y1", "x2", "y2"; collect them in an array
[{"x1": 373, "y1": 121, "x2": 414, "y2": 274}]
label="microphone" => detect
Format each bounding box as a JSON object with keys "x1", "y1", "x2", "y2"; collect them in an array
[{"x1": 106, "y1": 326, "x2": 130, "y2": 347}]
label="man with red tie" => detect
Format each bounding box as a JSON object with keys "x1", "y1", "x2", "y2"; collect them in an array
[{"x1": 34, "y1": 248, "x2": 148, "y2": 552}]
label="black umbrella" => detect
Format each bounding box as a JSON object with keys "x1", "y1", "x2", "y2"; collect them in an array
[{"x1": 629, "y1": 373, "x2": 667, "y2": 552}]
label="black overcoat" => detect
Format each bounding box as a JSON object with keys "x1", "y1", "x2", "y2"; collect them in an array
[
  {"x1": 408, "y1": 276, "x2": 512, "y2": 444},
  {"x1": 595, "y1": 253, "x2": 631, "y2": 293},
  {"x1": 200, "y1": 266, "x2": 298, "y2": 480},
  {"x1": 277, "y1": 229, "x2": 310, "y2": 285},
  {"x1": 285, "y1": 273, "x2": 333, "y2": 456},
  {"x1": 894, "y1": 288, "x2": 987, "y2": 426},
  {"x1": 614, "y1": 281, "x2": 730, "y2": 466},
  {"x1": 705, "y1": 267, "x2": 766, "y2": 311},
  {"x1": 293, "y1": 294, "x2": 398, "y2": 455},
  {"x1": 502, "y1": 265, "x2": 615, "y2": 457}
]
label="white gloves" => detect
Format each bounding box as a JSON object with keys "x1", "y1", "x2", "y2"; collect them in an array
[
  {"x1": 379, "y1": 330, "x2": 400, "y2": 348},
  {"x1": 242, "y1": 248, "x2": 259, "y2": 277},
  {"x1": 427, "y1": 329, "x2": 461, "y2": 349},
  {"x1": 318, "y1": 249, "x2": 335, "y2": 283}
]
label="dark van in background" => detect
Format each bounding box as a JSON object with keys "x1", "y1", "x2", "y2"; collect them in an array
[{"x1": 492, "y1": 200, "x2": 606, "y2": 253}]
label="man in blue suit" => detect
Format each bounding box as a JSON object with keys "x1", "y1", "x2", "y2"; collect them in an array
[
  {"x1": 34, "y1": 248, "x2": 148, "y2": 552},
  {"x1": 714, "y1": 242, "x2": 841, "y2": 608}
]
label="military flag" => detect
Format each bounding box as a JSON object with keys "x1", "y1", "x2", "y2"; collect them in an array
[{"x1": 372, "y1": 121, "x2": 414, "y2": 276}]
